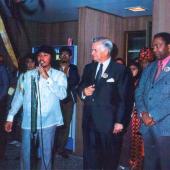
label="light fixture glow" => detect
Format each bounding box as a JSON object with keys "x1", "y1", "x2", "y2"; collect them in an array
[{"x1": 125, "y1": 6, "x2": 146, "y2": 12}]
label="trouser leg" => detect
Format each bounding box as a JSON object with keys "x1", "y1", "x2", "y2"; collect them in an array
[
  {"x1": 157, "y1": 136, "x2": 170, "y2": 170},
  {"x1": 143, "y1": 129, "x2": 160, "y2": 170},
  {"x1": 20, "y1": 129, "x2": 31, "y2": 170},
  {"x1": 39, "y1": 126, "x2": 56, "y2": 170},
  {"x1": 56, "y1": 101, "x2": 74, "y2": 152},
  {"x1": 0, "y1": 99, "x2": 7, "y2": 159}
]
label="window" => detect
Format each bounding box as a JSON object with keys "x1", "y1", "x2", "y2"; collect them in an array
[{"x1": 125, "y1": 30, "x2": 146, "y2": 64}]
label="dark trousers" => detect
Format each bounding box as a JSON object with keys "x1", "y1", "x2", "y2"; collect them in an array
[
  {"x1": 0, "y1": 97, "x2": 7, "y2": 159},
  {"x1": 83, "y1": 125, "x2": 123, "y2": 170},
  {"x1": 143, "y1": 128, "x2": 170, "y2": 170},
  {"x1": 55, "y1": 100, "x2": 74, "y2": 152}
]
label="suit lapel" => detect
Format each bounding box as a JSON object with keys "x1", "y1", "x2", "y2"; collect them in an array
[
  {"x1": 150, "y1": 61, "x2": 158, "y2": 84},
  {"x1": 92, "y1": 62, "x2": 98, "y2": 84},
  {"x1": 103, "y1": 59, "x2": 112, "y2": 76}
]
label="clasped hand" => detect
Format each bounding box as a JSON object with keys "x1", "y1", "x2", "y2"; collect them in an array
[
  {"x1": 141, "y1": 112, "x2": 155, "y2": 126},
  {"x1": 83, "y1": 85, "x2": 95, "y2": 96},
  {"x1": 38, "y1": 66, "x2": 49, "y2": 79}
]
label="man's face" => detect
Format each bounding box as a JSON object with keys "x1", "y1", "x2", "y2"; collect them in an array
[
  {"x1": 91, "y1": 42, "x2": 109, "y2": 63},
  {"x1": 37, "y1": 52, "x2": 51, "y2": 68},
  {"x1": 152, "y1": 37, "x2": 170, "y2": 60},
  {"x1": 60, "y1": 51, "x2": 71, "y2": 63},
  {"x1": 26, "y1": 58, "x2": 35, "y2": 70}
]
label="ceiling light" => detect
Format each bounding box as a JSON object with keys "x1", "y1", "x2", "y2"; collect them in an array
[{"x1": 125, "y1": 6, "x2": 146, "y2": 12}]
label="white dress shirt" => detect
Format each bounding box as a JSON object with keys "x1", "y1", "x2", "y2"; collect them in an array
[{"x1": 95, "y1": 57, "x2": 111, "y2": 77}]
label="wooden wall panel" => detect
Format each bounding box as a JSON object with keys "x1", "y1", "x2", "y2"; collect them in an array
[
  {"x1": 78, "y1": 8, "x2": 123, "y2": 74},
  {"x1": 122, "y1": 16, "x2": 152, "y2": 31},
  {"x1": 78, "y1": 8, "x2": 151, "y2": 74},
  {"x1": 152, "y1": 0, "x2": 170, "y2": 36},
  {"x1": 6, "y1": 20, "x2": 78, "y2": 57},
  {"x1": 24, "y1": 21, "x2": 78, "y2": 46}
]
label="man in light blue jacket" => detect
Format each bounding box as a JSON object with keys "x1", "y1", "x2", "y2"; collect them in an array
[
  {"x1": 5, "y1": 45, "x2": 67, "y2": 170},
  {"x1": 135, "y1": 32, "x2": 170, "y2": 170}
]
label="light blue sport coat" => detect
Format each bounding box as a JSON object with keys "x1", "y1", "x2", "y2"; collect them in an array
[{"x1": 135, "y1": 60, "x2": 170, "y2": 136}]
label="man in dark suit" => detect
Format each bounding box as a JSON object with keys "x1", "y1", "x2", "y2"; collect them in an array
[
  {"x1": 78, "y1": 37, "x2": 132, "y2": 170},
  {"x1": 55, "y1": 47, "x2": 80, "y2": 158},
  {"x1": 135, "y1": 32, "x2": 170, "y2": 170}
]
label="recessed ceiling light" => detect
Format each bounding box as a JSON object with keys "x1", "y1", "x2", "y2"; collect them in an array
[{"x1": 125, "y1": 6, "x2": 146, "y2": 12}]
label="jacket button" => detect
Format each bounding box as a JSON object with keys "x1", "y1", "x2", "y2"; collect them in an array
[{"x1": 92, "y1": 98, "x2": 94, "y2": 102}]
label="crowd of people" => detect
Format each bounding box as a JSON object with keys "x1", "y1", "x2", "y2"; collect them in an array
[{"x1": 0, "y1": 32, "x2": 170, "y2": 170}]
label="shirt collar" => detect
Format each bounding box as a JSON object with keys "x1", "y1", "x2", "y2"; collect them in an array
[
  {"x1": 158, "y1": 55, "x2": 170, "y2": 69},
  {"x1": 97, "y1": 57, "x2": 111, "y2": 74}
]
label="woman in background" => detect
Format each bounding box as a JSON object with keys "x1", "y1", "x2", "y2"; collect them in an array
[
  {"x1": 129, "y1": 61, "x2": 143, "y2": 170},
  {"x1": 129, "y1": 47, "x2": 154, "y2": 170},
  {"x1": 139, "y1": 47, "x2": 155, "y2": 69}
]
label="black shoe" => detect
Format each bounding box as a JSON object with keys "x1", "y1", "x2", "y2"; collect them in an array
[{"x1": 58, "y1": 151, "x2": 69, "y2": 159}]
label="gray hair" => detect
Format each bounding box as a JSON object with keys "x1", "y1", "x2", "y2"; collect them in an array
[{"x1": 92, "y1": 37, "x2": 113, "y2": 54}]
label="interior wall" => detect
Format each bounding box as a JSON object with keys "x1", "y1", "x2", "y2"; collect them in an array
[
  {"x1": 24, "y1": 21, "x2": 78, "y2": 46},
  {"x1": 78, "y1": 7, "x2": 123, "y2": 75},
  {"x1": 5, "y1": 19, "x2": 78, "y2": 58},
  {"x1": 152, "y1": 0, "x2": 170, "y2": 36},
  {"x1": 78, "y1": 8, "x2": 152, "y2": 75},
  {"x1": 4, "y1": 18, "x2": 32, "y2": 59}
]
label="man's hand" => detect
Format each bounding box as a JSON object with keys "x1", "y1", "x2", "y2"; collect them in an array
[
  {"x1": 62, "y1": 64, "x2": 69, "y2": 76},
  {"x1": 113, "y1": 123, "x2": 124, "y2": 134},
  {"x1": 141, "y1": 112, "x2": 155, "y2": 126},
  {"x1": 38, "y1": 66, "x2": 49, "y2": 79},
  {"x1": 5, "y1": 121, "x2": 13, "y2": 133},
  {"x1": 83, "y1": 85, "x2": 95, "y2": 96}
]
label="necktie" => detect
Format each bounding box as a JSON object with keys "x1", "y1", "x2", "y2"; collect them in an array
[
  {"x1": 95, "y1": 64, "x2": 103, "y2": 84},
  {"x1": 31, "y1": 76, "x2": 38, "y2": 134},
  {"x1": 155, "y1": 61, "x2": 163, "y2": 80}
]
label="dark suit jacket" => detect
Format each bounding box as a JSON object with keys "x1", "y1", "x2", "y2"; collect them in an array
[
  {"x1": 54, "y1": 62, "x2": 80, "y2": 103},
  {"x1": 78, "y1": 59, "x2": 133, "y2": 133},
  {"x1": 0, "y1": 64, "x2": 9, "y2": 101}
]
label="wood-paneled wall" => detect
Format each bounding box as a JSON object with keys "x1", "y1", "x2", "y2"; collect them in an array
[
  {"x1": 5, "y1": 19, "x2": 78, "y2": 58},
  {"x1": 78, "y1": 8, "x2": 152, "y2": 75},
  {"x1": 152, "y1": 0, "x2": 170, "y2": 36},
  {"x1": 24, "y1": 20, "x2": 78, "y2": 55},
  {"x1": 24, "y1": 21, "x2": 78, "y2": 46}
]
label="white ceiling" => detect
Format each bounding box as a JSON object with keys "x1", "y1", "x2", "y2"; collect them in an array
[{"x1": 0, "y1": 0, "x2": 153, "y2": 23}]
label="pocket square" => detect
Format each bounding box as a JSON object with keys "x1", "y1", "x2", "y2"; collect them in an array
[{"x1": 106, "y1": 78, "x2": 115, "y2": 83}]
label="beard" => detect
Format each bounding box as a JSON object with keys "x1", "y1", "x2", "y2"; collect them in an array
[
  {"x1": 60, "y1": 59, "x2": 68, "y2": 64},
  {"x1": 156, "y1": 55, "x2": 167, "y2": 60}
]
